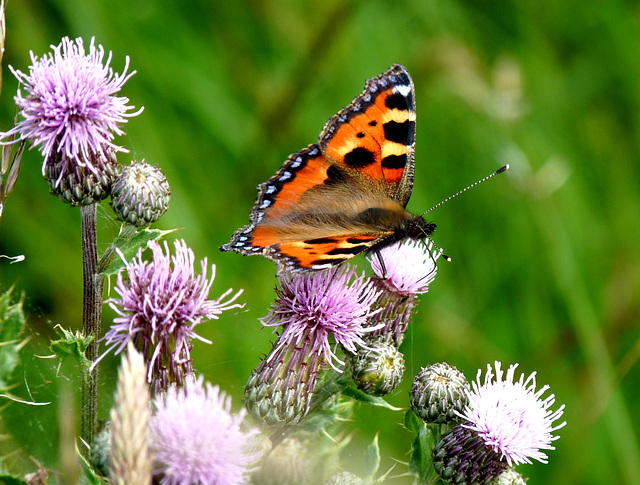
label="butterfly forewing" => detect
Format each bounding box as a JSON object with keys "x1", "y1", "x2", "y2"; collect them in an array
[{"x1": 319, "y1": 64, "x2": 416, "y2": 207}]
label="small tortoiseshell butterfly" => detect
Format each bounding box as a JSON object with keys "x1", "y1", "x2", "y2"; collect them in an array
[{"x1": 221, "y1": 64, "x2": 436, "y2": 274}]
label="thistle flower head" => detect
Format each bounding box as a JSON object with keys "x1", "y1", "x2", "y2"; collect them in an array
[
  {"x1": 97, "y1": 239, "x2": 243, "y2": 393},
  {"x1": 150, "y1": 377, "x2": 260, "y2": 485},
  {"x1": 459, "y1": 361, "x2": 566, "y2": 466},
  {"x1": 369, "y1": 240, "x2": 440, "y2": 296},
  {"x1": 1, "y1": 36, "x2": 141, "y2": 183},
  {"x1": 261, "y1": 266, "x2": 381, "y2": 371}
]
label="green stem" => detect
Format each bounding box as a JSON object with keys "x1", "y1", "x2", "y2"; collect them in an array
[{"x1": 80, "y1": 203, "x2": 105, "y2": 452}]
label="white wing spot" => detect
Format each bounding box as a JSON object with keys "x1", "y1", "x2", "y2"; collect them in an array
[{"x1": 396, "y1": 84, "x2": 412, "y2": 97}]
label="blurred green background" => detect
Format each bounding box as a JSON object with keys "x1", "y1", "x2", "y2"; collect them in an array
[{"x1": 1, "y1": 0, "x2": 639, "y2": 483}]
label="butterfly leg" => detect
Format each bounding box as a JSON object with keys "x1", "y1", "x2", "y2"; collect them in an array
[{"x1": 374, "y1": 251, "x2": 388, "y2": 279}]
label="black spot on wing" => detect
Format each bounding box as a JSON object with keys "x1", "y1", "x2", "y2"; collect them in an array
[
  {"x1": 344, "y1": 147, "x2": 376, "y2": 168},
  {"x1": 327, "y1": 245, "x2": 367, "y2": 256},
  {"x1": 381, "y1": 154, "x2": 407, "y2": 170},
  {"x1": 356, "y1": 132, "x2": 366, "y2": 138},
  {"x1": 385, "y1": 92, "x2": 411, "y2": 111},
  {"x1": 304, "y1": 237, "x2": 338, "y2": 245},
  {"x1": 383, "y1": 120, "x2": 415, "y2": 145},
  {"x1": 368, "y1": 120, "x2": 377, "y2": 127}
]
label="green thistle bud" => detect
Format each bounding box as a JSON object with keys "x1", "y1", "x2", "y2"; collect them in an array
[
  {"x1": 253, "y1": 437, "x2": 313, "y2": 485},
  {"x1": 433, "y1": 424, "x2": 507, "y2": 485},
  {"x1": 46, "y1": 149, "x2": 118, "y2": 206},
  {"x1": 245, "y1": 342, "x2": 322, "y2": 428},
  {"x1": 491, "y1": 468, "x2": 528, "y2": 485},
  {"x1": 410, "y1": 363, "x2": 470, "y2": 424},
  {"x1": 110, "y1": 160, "x2": 170, "y2": 227},
  {"x1": 350, "y1": 338, "x2": 405, "y2": 395}
]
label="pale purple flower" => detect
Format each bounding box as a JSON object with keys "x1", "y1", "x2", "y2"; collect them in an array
[
  {"x1": 363, "y1": 240, "x2": 441, "y2": 347},
  {"x1": 150, "y1": 377, "x2": 260, "y2": 485},
  {"x1": 261, "y1": 265, "x2": 381, "y2": 371},
  {"x1": 459, "y1": 361, "x2": 566, "y2": 466},
  {"x1": 369, "y1": 240, "x2": 441, "y2": 296},
  {"x1": 1, "y1": 36, "x2": 141, "y2": 183},
  {"x1": 96, "y1": 239, "x2": 243, "y2": 393}
]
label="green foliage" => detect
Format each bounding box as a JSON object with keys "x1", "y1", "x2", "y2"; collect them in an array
[
  {"x1": 78, "y1": 444, "x2": 106, "y2": 485},
  {"x1": 98, "y1": 226, "x2": 179, "y2": 276},
  {"x1": 364, "y1": 434, "x2": 381, "y2": 480},
  {"x1": 0, "y1": 287, "x2": 25, "y2": 391},
  {"x1": 49, "y1": 325, "x2": 93, "y2": 370},
  {"x1": 0, "y1": 474, "x2": 29, "y2": 485},
  {"x1": 405, "y1": 410, "x2": 440, "y2": 484}
]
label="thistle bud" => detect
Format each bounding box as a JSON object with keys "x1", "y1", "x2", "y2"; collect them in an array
[
  {"x1": 253, "y1": 437, "x2": 313, "y2": 485},
  {"x1": 491, "y1": 468, "x2": 528, "y2": 485},
  {"x1": 350, "y1": 338, "x2": 405, "y2": 395},
  {"x1": 432, "y1": 424, "x2": 507, "y2": 484},
  {"x1": 410, "y1": 363, "x2": 470, "y2": 424},
  {"x1": 110, "y1": 160, "x2": 170, "y2": 226},
  {"x1": 245, "y1": 343, "x2": 322, "y2": 427},
  {"x1": 46, "y1": 149, "x2": 119, "y2": 206}
]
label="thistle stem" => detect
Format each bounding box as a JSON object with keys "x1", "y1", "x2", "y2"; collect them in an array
[{"x1": 81, "y1": 203, "x2": 105, "y2": 452}]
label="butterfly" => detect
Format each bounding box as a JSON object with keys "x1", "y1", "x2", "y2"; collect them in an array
[{"x1": 221, "y1": 64, "x2": 436, "y2": 274}]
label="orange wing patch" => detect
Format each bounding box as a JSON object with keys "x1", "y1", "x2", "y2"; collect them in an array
[
  {"x1": 319, "y1": 65, "x2": 416, "y2": 196},
  {"x1": 269, "y1": 234, "x2": 381, "y2": 271}
]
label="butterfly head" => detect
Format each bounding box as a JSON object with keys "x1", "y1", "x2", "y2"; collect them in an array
[{"x1": 407, "y1": 215, "x2": 436, "y2": 240}]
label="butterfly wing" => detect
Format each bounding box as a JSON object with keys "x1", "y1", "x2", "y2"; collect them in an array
[
  {"x1": 319, "y1": 64, "x2": 416, "y2": 207},
  {"x1": 221, "y1": 144, "x2": 407, "y2": 272},
  {"x1": 221, "y1": 65, "x2": 418, "y2": 273}
]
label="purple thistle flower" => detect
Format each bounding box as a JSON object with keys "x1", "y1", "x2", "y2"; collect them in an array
[
  {"x1": 96, "y1": 239, "x2": 243, "y2": 393},
  {"x1": 459, "y1": 361, "x2": 566, "y2": 466},
  {"x1": 1, "y1": 36, "x2": 141, "y2": 184},
  {"x1": 363, "y1": 240, "x2": 441, "y2": 347},
  {"x1": 262, "y1": 265, "x2": 381, "y2": 372},
  {"x1": 369, "y1": 240, "x2": 440, "y2": 296},
  {"x1": 150, "y1": 376, "x2": 260, "y2": 485},
  {"x1": 433, "y1": 362, "x2": 565, "y2": 484}
]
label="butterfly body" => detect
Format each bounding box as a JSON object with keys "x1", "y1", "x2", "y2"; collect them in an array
[{"x1": 221, "y1": 64, "x2": 434, "y2": 273}]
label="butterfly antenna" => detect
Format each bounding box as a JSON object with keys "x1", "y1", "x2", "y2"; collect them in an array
[
  {"x1": 421, "y1": 165, "x2": 510, "y2": 216},
  {"x1": 416, "y1": 224, "x2": 452, "y2": 262},
  {"x1": 425, "y1": 234, "x2": 451, "y2": 263}
]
